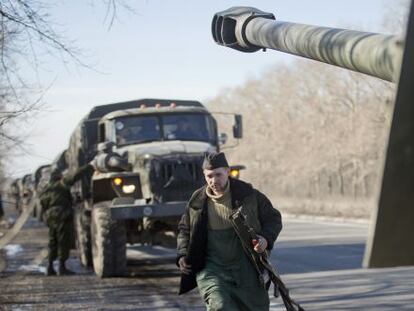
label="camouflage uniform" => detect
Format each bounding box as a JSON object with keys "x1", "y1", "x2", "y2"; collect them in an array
[{"x1": 40, "y1": 164, "x2": 94, "y2": 275}]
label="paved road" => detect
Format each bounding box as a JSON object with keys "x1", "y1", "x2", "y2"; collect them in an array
[{"x1": 1, "y1": 204, "x2": 413, "y2": 310}]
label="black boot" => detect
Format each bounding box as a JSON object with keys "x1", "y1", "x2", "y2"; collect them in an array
[
  {"x1": 46, "y1": 261, "x2": 56, "y2": 276},
  {"x1": 57, "y1": 260, "x2": 75, "y2": 276}
]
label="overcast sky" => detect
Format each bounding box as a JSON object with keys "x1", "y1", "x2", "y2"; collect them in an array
[{"x1": 12, "y1": 0, "x2": 399, "y2": 177}]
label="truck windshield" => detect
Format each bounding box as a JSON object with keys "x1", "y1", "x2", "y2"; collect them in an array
[{"x1": 115, "y1": 113, "x2": 215, "y2": 146}]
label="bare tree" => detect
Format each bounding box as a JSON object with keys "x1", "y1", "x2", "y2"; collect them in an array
[
  {"x1": 207, "y1": 58, "x2": 396, "y2": 218},
  {"x1": 0, "y1": 0, "x2": 132, "y2": 184}
]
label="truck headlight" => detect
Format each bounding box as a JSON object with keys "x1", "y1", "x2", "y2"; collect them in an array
[
  {"x1": 230, "y1": 169, "x2": 240, "y2": 179},
  {"x1": 122, "y1": 184, "x2": 136, "y2": 194},
  {"x1": 114, "y1": 177, "x2": 123, "y2": 186},
  {"x1": 110, "y1": 175, "x2": 142, "y2": 198}
]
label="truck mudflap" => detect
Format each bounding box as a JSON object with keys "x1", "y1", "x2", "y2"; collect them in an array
[{"x1": 109, "y1": 198, "x2": 187, "y2": 220}]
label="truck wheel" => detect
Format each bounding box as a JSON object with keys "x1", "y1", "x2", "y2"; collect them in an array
[
  {"x1": 91, "y1": 202, "x2": 127, "y2": 277},
  {"x1": 75, "y1": 207, "x2": 93, "y2": 267}
]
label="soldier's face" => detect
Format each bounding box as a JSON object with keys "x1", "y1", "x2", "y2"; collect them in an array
[{"x1": 204, "y1": 167, "x2": 230, "y2": 195}]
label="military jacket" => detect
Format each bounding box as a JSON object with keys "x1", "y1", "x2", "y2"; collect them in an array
[{"x1": 40, "y1": 164, "x2": 94, "y2": 212}]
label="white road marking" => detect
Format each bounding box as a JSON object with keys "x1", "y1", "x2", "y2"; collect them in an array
[{"x1": 278, "y1": 234, "x2": 366, "y2": 242}]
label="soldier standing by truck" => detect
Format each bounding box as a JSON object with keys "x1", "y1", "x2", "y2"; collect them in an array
[
  {"x1": 40, "y1": 164, "x2": 95, "y2": 276},
  {"x1": 177, "y1": 152, "x2": 282, "y2": 311}
]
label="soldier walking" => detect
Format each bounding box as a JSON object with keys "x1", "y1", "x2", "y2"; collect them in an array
[
  {"x1": 40, "y1": 164, "x2": 94, "y2": 276},
  {"x1": 177, "y1": 152, "x2": 283, "y2": 310}
]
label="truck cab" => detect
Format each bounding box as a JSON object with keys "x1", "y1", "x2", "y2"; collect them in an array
[{"x1": 94, "y1": 103, "x2": 219, "y2": 206}]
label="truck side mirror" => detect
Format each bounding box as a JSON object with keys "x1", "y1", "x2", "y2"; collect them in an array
[{"x1": 233, "y1": 114, "x2": 243, "y2": 139}]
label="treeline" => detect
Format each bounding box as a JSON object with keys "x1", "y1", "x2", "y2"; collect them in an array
[{"x1": 207, "y1": 59, "x2": 396, "y2": 218}]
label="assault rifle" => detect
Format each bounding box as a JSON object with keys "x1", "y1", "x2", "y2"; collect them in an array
[{"x1": 230, "y1": 208, "x2": 305, "y2": 311}]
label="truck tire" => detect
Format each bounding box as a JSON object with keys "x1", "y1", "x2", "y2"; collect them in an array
[
  {"x1": 91, "y1": 201, "x2": 127, "y2": 277},
  {"x1": 75, "y1": 207, "x2": 93, "y2": 267}
]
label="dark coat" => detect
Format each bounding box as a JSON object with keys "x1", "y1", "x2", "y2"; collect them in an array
[{"x1": 176, "y1": 178, "x2": 282, "y2": 295}]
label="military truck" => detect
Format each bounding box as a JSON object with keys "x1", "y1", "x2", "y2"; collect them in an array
[
  {"x1": 33, "y1": 164, "x2": 51, "y2": 221},
  {"x1": 65, "y1": 98, "x2": 243, "y2": 277},
  {"x1": 21, "y1": 174, "x2": 34, "y2": 213},
  {"x1": 51, "y1": 150, "x2": 69, "y2": 173},
  {"x1": 9, "y1": 178, "x2": 21, "y2": 211}
]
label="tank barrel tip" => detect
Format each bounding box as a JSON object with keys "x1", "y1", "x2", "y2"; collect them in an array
[{"x1": 211, "y1": 6, "x2": 275, "y2": 53}]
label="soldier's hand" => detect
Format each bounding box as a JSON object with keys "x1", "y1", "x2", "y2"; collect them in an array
[
  {"x1": 178, "y1": 257, "x2": 192, "y2": 275},
  {"x1": 253, "y1": 235, "x2": 268, "y2": 253}
]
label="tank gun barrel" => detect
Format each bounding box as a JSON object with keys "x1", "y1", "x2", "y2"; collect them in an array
[{"x1": 212, "y1": 6, "x2": 403, "y2": 82}]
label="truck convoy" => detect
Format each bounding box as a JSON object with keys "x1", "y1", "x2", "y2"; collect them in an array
[
  {"x1": 60, "y1": 98, "x2": 243, "y2": 277},
  {"x1": 6, "y1": 98, "x2": 243, "y2": 277}
]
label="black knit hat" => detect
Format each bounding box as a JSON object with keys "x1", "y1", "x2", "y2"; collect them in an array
[{"x1": 202, "y1": 152, "x2": 229, "y2": 170}]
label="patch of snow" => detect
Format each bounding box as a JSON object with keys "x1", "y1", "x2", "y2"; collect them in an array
[
  {"x1": 20, "y1": 264, "x2": 46, "y2": 274},
  {"x1": 4, "y1": 244, "x2": 23, "y2": 256}
]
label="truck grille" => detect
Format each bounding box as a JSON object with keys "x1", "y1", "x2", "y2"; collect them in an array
[
  {"x1": 161, "y1": 161, "x2": 202, "y2": 183},
  {"x1": 151, "y1": 157, "x2": 205, "y2": 203}
]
